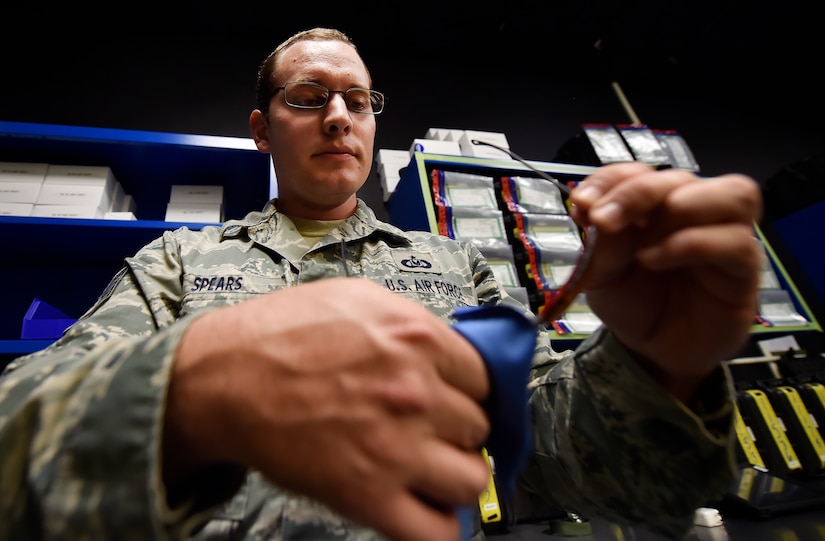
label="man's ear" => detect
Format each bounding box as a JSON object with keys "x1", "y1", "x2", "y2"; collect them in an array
[{"x1": 249, "y1": 109, "x2": 271, "y2": 153}]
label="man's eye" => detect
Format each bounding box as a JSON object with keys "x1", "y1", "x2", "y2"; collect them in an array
[
  {"x1": 290, "y1": 86, "x2": 327, "y2": 107},
  {"x1": 347, "y1": 91, "x2": 370, "y2": 112},
  {"x1": 303, "y1": 95, "x2": 327, "y2": 106}
]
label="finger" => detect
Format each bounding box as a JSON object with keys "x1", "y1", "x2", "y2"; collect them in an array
[
  {"x1": 430, "y1": 322, "x2": 491, "y2": 402},
  {"x1": 570, "y1": 161, "x2": 655, "y2": 210},
  {"x1": 366, "y1": 490, "x2": 462, "y2": 541},
  {"x1": 570, "y1": 162, "x2": 654, "y2": 209},
  {"x1": 636, "y1": 223, "x2": 763, "y2": 285},
  {"x1": 409, "y1": 439, "x2": 490, "y2": 508},
  {"x1": 430, "y1": 382, "x2": 490, "y2": 450},
  {"x1": 638, "y1": 174, "x2": 762, "y2": 237},
  {"x1": 577, "y1": 167, "x2": 698, "y2": 233}
]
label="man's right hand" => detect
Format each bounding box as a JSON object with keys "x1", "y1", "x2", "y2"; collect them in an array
[{"x1": 164, "y1": 277, "x2": 491, "y2": 541}]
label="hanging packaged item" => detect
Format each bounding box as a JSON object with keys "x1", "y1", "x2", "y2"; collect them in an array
[
  {"x1": 548, "y1": 293, "x2": 602, "y2": 335},
  {"x1": 430, "y1": 169, "x2": 498, "y2": 210},
  {"x1": 496, "y1": 175, "x2": 567, "y2": 215},
  {"x1": 757, "y1": 289, "x2": 809, "y2": 327},
  {"x1": 429, "y1": 168, "x2": 510, "y2": 251},
  {"x1": 437, "y1": 206, "x2": 510, "y2": 250},
  {"x1": 615, "y1": 124, "x2": 672, "y2": 168},
  {"x1": 510, "y1": 213, "x2": 583, "y2": 254},
  {"x1": 477, "y1": 244, "x2": 529, "y2": 308},
  {"x1": 580, "y1": 124, "x2": 635, "y2": 164},
  {"x1": 521, "y1": 247, "x2": 585, "y2": 321},
  {"x1": 477, "y1": 244, "x2": 522, "y2": 289},
  {"x1": 505, "y1": 212, "x2": 587, "y2": 319},
  {"x1": 652, "y1": 129, "x2": 700, "y2": 172}
]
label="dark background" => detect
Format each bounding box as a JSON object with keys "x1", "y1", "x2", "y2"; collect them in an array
[
  {"x1": 2, "y1": 1, "x2": 822, "y2": 182},
  {"x1": 2, "y1": 0, "x2": 824, "y2": 340}
]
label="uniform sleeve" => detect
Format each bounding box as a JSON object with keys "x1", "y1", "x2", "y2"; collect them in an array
[
  {"x1": 520, "y1": 326, "x2": 737, "y2": 538},
  {"x1": 0, "y1": 233, "x2": 239, "y2": 541},
  {"x1": 463, "y1": 240, "x2": 737, "y2": 538}
]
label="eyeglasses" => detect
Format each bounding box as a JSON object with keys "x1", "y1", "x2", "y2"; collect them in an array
[
  {"x1": 471, "y1": 139, "x2": 599, "y2": 325},
  {"x1": 272, "y1": 81, "x2": 385, "y2": 115}
]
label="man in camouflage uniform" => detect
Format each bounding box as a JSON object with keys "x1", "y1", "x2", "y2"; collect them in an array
[{"x1": 0, "y1": 27, "x2": 762, "y2": 541}]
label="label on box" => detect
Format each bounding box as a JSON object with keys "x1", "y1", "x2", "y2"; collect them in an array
[
  {"x1": 0, "y1": 202, "x2": 34, "y2": 216},
  {"x1": 32, "y1": 204, "x2": 105, "y2": 219},
  {"x1": 0, "y1": 182, "x2": 42, "y2": 203},
  {"x1": 36, "y1": 184, "x2": 113, "y2": 209},
  {"x1": 169, "y1": 185, "x2": 224, "y2": 204},
  {"x1": 165, "y1": 202, "x2": 223, "y2": 223},
  {"x1": 0, "y1": 162, "x2": 49, "y2": 182},
  {"x1": 45, "y1": 165, "x2": 116, "y2": 185}
]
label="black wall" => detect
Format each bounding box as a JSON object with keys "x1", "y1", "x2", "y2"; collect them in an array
[{"x1": 2, "y1": 8, "x2": 822, "y2": 195}]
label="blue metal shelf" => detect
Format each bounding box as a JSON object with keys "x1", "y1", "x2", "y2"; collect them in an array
[
  {"x1": 0, "y1": 120, "x2": 274, "y2": 222},
  {"x1": 0, "y1": 340, "x2": 54, "y2": 355},
  {"x1": 0, "y1": 121, "x2": 274, "y2": 352}
]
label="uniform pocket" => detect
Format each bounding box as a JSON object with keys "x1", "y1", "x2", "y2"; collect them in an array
[{"x1": 180, "y1": 273, "x2": 288, "y2": 316}]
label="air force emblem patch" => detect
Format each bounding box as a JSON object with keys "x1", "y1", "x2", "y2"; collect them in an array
[{"x1": 391, "y1": 251, "x2": 442, "y2": 274}]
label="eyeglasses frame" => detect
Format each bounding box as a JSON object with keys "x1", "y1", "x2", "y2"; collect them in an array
[{"x1": 271, "y1": 81, "x2": 385, "y2": 115}]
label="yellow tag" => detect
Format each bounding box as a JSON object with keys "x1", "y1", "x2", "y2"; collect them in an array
[
  {"x1": 734, "y1": 404, "x2": 765, "y2": 467},
  {"x1": 778, "y1": 386, "x2": 825, "y2": 468},
  {"x1": 478, "y1": 447, "x2": 503, "y2": 524},
  {"x1": 744, "y1": 389, "x2": 802, "y2": 471}
]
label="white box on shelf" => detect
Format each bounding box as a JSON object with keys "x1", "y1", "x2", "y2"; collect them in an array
[
  {"x1": 104, "y1": 211, "x2": 138, "y2": 221},
  {"x1": 165, "y1": 202, "x2": 223, "y2": 223},
  {"x1": 109, "y1": 182, "x2": 126, "y2": 211},
  {"x1": 376, "y1": 148, "x2": 409, "y2": 164},
  {"x1": 378, "y1": 160, "x2": 409, "y2": 180},
  {"x1": 376, "y1": 148, "x2": 410, "y2": 170},
  {"x1": 32, "y1": 204, "x2": 106, "y2": 219},
  {"x1": 0, "y1": 161, "x2": 48, "y2": 203},
  {"x1": 0, "y1": 181, "x2": 43, "y2": 203},
  {"x1": 120, "y1": 194, "x2": 137, "y2": 213},
  {"x1": 377, "y1": 158, "x2": 407, "y2": 202},
  {"x1": 458, "y1": 130, "x2": 511, "y2": 159},
  {"x1": 169, "y1": 184, "x2": 224, "y2": 204},
  {"x1": 0, "y1": 202, "x2": 34, "y2": 216},
  {"x1": 381, "y1": 175, "x2": 402, "y2": 202},
  {"x1": 443, "y1": 129, "x2": 466, "y2": 142},
  {"x1": 425, "y1": 127, "x2": 453, "y2": 140},
  {"x1": 37, "y1": 164, "x2": 119, "y2": 212},
  {"x1": 408, "y1": 138, "x2": 462, "y2": 158},
  {"x1": 0, "y1": 161, "x2": 49, "y2": 182}
]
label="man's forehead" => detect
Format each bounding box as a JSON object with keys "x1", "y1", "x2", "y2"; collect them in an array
[{"x1": 278, "y1": 40, "x2": 368, "y2": 83}]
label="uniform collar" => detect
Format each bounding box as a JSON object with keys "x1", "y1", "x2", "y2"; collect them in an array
[{"x1": 218, "y1": 198, "x2": 412, "y2": 247}]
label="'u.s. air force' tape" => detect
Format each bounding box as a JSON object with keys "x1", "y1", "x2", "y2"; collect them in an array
[{"x1": 451, "y1": 304, "x2": 538, "y2": 540}]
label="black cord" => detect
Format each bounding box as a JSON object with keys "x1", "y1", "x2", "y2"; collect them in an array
[{"x1": 470, "y1": 139, "x2": 572, "y2": 195}]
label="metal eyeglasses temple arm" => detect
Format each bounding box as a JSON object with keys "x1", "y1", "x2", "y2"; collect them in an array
[{"x1": 469, "y1": 139, "x2": 572, "y2": 195}]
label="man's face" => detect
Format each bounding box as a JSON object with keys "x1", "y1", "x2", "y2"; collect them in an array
[{"x1": 257, "y1": 39, "x2": 377, "y2": 217}]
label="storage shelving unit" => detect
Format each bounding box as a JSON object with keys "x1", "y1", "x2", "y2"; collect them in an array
[
  {"x1": 0, "y1": 121, "x2": 274, "y2": 360},
  {"x1": 388, "y1": 151, "x2": 822, "y2": 345}
]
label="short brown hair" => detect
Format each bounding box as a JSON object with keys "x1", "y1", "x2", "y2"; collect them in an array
[{"x1": 255, "y1": 27, "x2": 370, "y2": 113}]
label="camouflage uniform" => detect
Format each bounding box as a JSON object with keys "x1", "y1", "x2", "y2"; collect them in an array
[{"x1": 0, "y1": 199, "x2": 736, "y2": 541}]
